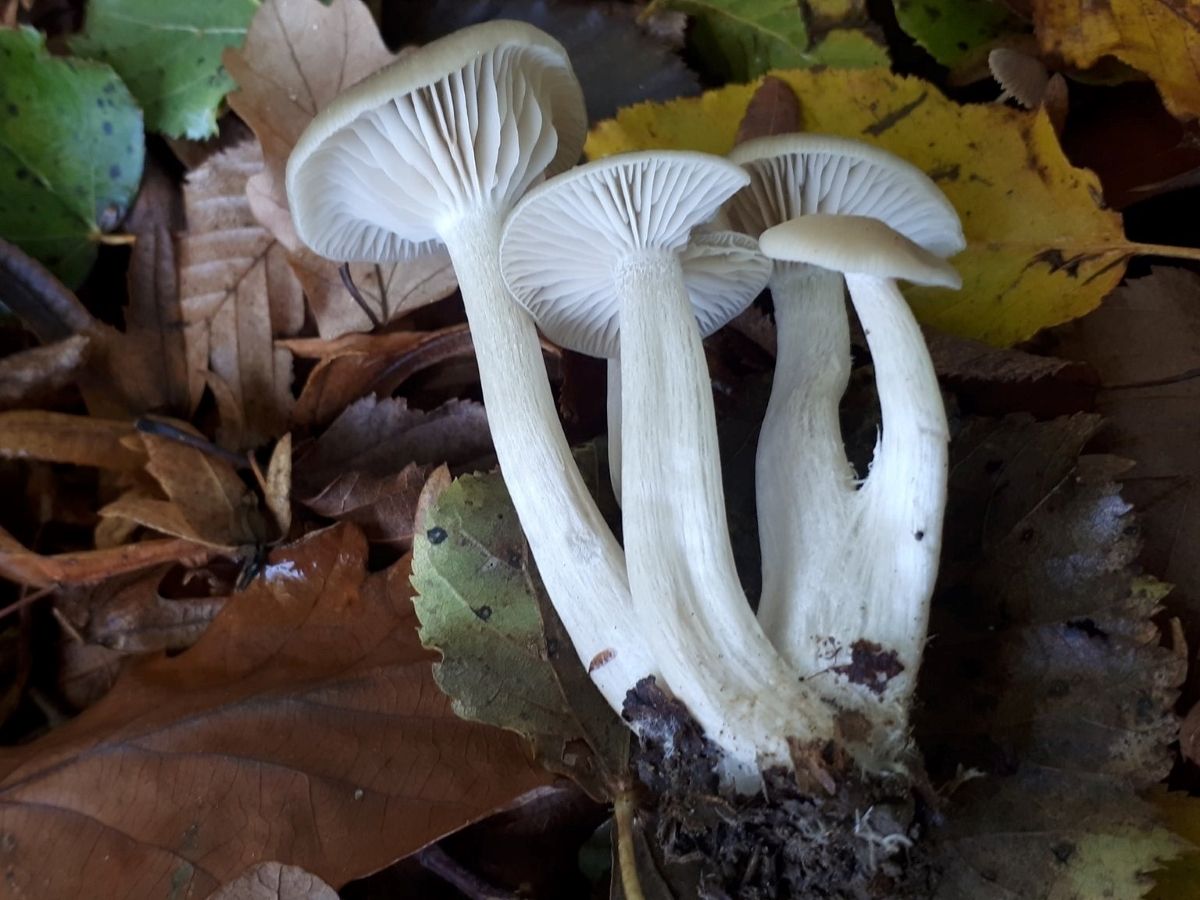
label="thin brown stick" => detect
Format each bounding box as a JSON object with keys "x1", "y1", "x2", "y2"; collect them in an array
[
  {"x1": 614, "y1": 788, "x2": 647, "y2": 900},
  {"x1": 339, "y1": 262, "x2": 383, "y2": 329}
]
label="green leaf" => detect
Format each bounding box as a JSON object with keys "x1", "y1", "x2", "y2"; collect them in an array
[
  {"x1": 411, "y1": 458, "x2": 629, "y2": 800},
  {"x1": 70, "y1": 0, "x2": 259, "y2": 139},
  {"x1": 0, "y1": 27, "x2": 144, "y2": 287},
  {"x1": 892, "y1": 0, "x2": 1019, "y2": 70},
  {"x1": 662, "y1": 0, "x2": 887, "y2": 81}
]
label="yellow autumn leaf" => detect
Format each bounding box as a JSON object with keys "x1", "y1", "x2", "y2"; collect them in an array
[
  {"x1": 1034, "y1": 0, "x2": 1200, "y2": 122},
  {"x1": 587, "y1": 68, "x2": 1192, "y2": 347}
]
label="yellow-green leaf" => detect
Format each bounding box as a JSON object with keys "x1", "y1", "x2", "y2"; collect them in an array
[
  {"x1": 1033, "y1": 0, "x2": 1200, "y2": 122},
  {"x1": 587, "y1": 68, "x2": 1149, "y2": 346},
  {"x1": 1148, "y1": 790, "x2": 1200, "y2": 899}
]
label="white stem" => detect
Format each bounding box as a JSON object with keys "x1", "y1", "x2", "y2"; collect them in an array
[
  {"x1": 607, "y1": 358, "x2": 622, "y2": 505},
  {"x1": 848, "y1": 273, "x2": 947, "y2": 706},
  {"x1": 756, "y1": 264, "x2": 856, "y2": 677},
  {"x1": 443, "y1": 216, "x2": 658, "y2": 712},
  {"x1": 618, "y1": 252, "x2": 835, "y2": 779}
]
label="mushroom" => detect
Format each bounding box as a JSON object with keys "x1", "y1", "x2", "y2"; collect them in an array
[
  {"x1": 606, "y1": 230, "x2": 771, "y2": 502},
  {"x1": 286, "y1": 21, "x2": 657, "y2": 712},
  {"x1": 501, "y1": 150, "x2": 837, "y2": 778},
  {"x1": 725, "y1": 135, "x2": 963, "y2": 748}
]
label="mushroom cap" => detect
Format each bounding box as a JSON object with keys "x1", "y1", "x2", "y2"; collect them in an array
[
  {"x1": 727, "y1": 134, "x2": 965, "y2": 258},
  {"x1": 286, "y1": 20, "x2": 585, "y2": 263},
  {"x1": 500, "y1": 151, "x2": 753, "y2": 358},
  {"x1": 759, "y1": 215, "x2": 962, "y2": 289}
]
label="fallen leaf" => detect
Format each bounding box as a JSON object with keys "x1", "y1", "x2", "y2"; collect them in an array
[
  {"x1": 1047, "y1": 267, "x2": 1200, "y2": 696},
  {"x1": 99, "y1": 425, "x2": 265, "y2": 549},
  {"x1": 588, "y1": 69, "x2": 1144, "y2": 346},
  {"x1": 918, "y1": 415, "x2": 1186, "y2": 898},
  {"x1": 0, "y1": 525, "x2": 214, "y2": 589},
  {"x1": 0, "y1": 335, "x2": 89, "y2": 410},
  {"x1": 1032, "y1": 0, "x2": 1200, "y2": 122},
  {"x1": 179, "y1": 142, "x2": 303, "y2": 449},
  {"x1": 391, "y1": 0, "x2": 701, "y2": 121},
  {"x1": 55, "y1": 565, "x2": 227, "y2": 655},
  {"x1": 657, "y1": 0, "x2": 888, "y2": 82},
  {"x1": 734, "y1": 74, "x2": 801, "y2": 144},
  {"x1": 0, "y1": 525, "x2": 552, "y2": 898},
  {"x1": 0, "y1": 27, "x2": 144, "y2": 286},
  {"x1": 1148, "y1": 791, "x2": 1200, "y2": 898},
  {"x1": 412, "y1": 461, "x2": 629, "y2": 800},
  {"x1": 225, "y1": 0, "x2": 457, "y2": 338},
  {"x1": 0, "y1": 236, "x2": 94, "y2": 342},
  {"x1": 210, "y1": 863, "x2": 338, "y2": 900},
  {"x1": 262, "y1": 434, "x2": 292, "y2": 538},
  {"x1": 0, "y1": 411, "x2": 144, "y2": 470},
  {"x1": 69, "y1": 0, "x2": 258, "y2": 138},
  {"x1": 55, "y1": 639, "x2": 123, "y2": 711},
  {"x1": 294, "y1": 397, "x2": 491, "y2": 547},
  {"x1": 285, "y1": 326, "x2": 477, "y2": 429},
  {"x1": 893, "y1": 0, "x2": 1021, "y2": 71}
]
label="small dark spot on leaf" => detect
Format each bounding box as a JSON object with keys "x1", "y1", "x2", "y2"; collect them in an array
[
  {"x1": 426, "y1": 526, "x2": 447, "y2": 545},
  {"x1": 1066, "y1": 618, "x2": 1107, "y2": 641},
  {"x1": 103, "y1": 82, "x2": 117, "y2": 94},
  {"x1": 14, "y1": 168, "x2": 27, "y2": 181},
  {"x1": 108, "y1": 165, "x2": 121, "y2": 179},
  {"x1": 102, "y1": 121, "x2": 113, "y2": 135},
  {"x1": 1019, "y1": 528, "x2": 1035, "y2": 542},
  {"x1": 956, "y1": 40, "x2": 969, "y2": 51},
  {"x1": 914, "y1": 530, "x2": 925, "y2": 541},
  {"x1": 5, "y1": 103, "x2": 16, "y2": 116},
  {"x1": 1051, "y1": 841, "x2": 1075, "y2": 864},
  {"x1": 473, "y1": 605, "x2": 492, "y2": 622}
]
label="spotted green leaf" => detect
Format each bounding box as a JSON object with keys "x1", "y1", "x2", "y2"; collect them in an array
[
  {"x1": 0, "y1": 27, "x2": 144, "y2": 287},
  {"x1": 70, "y1": 0, "x2": 259, "y2": 139}
]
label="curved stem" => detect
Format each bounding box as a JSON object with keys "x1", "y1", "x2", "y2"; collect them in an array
[
  {"x1": 849, "y1": 273, "x2": 947, "y2": 708},
  {"x1": 755, "y1": 264, "x2": 856, "y2": 676},
  {"x1": 1127, "y1": 241, "x2": 1200, "y2": 263},
  {"x1": 618, "y1": 253, "x2": 835, "y2": 779},
  {"x1": 607, "y1": 358, "x2": 622, "y2": 505},
  {"x1": 443, "y1": 217, "x2": 657, "y2": 713}
]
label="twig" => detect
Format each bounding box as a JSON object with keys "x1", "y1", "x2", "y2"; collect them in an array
[
  {"x1": 614, "y1": 788, "x2": 647, "y2": 900},
  {"x1": 416, "y1": 844, "x2": 517, "y2": 900},
  {"x1": 134, "y1": 418, "x2": 251, "y2": 470},
  {"x1": 339, "y1": 262, "x2": 383, "y2": 329},
  {"x1": 0, "y1": 584, "x2": 55, "y2": 624}
]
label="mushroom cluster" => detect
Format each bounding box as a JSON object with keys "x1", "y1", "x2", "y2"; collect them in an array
[{"x1": 286, "y1": 21, "x2": 962, "y2": 788}]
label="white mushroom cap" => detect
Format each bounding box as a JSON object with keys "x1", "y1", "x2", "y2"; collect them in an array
[
  {"x1": 727, "y1": 134, "x2": 965, "y2": 258},
  {"x1": 500, "y1": 151, "x2": 752, "y2": 357},
  {"x1": 286, "y1": 20, "x2": 585, "y2": 262},
  {"x1": 759, "y1": 215, "x2": 962, "y2": 288}
]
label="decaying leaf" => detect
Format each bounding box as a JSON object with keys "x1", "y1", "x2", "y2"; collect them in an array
[
  {"x1": 0, "y1": 336, "x2": 89, "y2": 410},
  {"x1": 69, "y1": 0, "x2": 258, "y2": 138},
  {"x1": 588, "y1": 68, "x2": 1141, "y2": 346},
  {"x1": 284, "y1": 326, "x2": 477, "y2": 429},
  {"x1": 1032, "y1": 0, "x2": 1200, "y2": 122},
  {"x1": 0, "y1": 525, "x2": 215, "y2": 589},
  {"x1": 0, "y1": 525, "x2": 552, "y2": 898},
  {"x1": 0, "y1": 411, "x2": 144, "y2": 470},
  {"x1": 225, "y1": 0, "x2": 457, "y2": 338},
  {"x1": 0, "y1": 28, "x2": 144, "y2": 286},
  {"x1": 411, "y1": 461, "x2": 629, "y2": 800},
  {"x1": 209, "y1": 863, "x2": 338, "y2": 900},
  {"x1": 1047, "y1": 268, "x2": 1200, "y2": 694},
  {"x1": 179, "y1": 142, "x2": 303, "y2": 449},
  {"x1": 99, "y1": 426, "x2": 265, "y2": 550},
  {"x1": 918, "y1": 414, "x2": 1186, "y2": 898},
  {"x1": 893, "y1": 0, "x2": 1021, "y2": 71}
]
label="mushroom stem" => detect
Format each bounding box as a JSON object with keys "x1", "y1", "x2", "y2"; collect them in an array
[
  {"x1": 607, "y1": 358, "x2": 622, "y2": 504},
  {"x1": 848, "y1": 272, "x2": 947, "y2": 701},
  {"x1": 756, "y1": 263, "x2": 856, "y2": 676},
  {"x1": 443, "y1": 216, "x2": 657, "y2": 711},
  {"x1": 617, "y1": 252, "x2": 835, "y2": 777}
]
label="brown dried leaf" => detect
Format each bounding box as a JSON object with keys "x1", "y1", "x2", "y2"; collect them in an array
[
  {"x1": 56, "y1": 640, "x2": 123, "y2": 711},
  {"x1": 285, "y1": 326, "x2": 476, "y2": 429},
  {"x1": 302, "y1": 463, "x2": 430, "y2": 548},
  {"x1": 263, "y1": 434, "x2": 293, "y2": 538},
  {"x1": 0, "y1": 525, "x2": 215, "y2": 589},
  {"x1": 210, "y1": 863, "x2": 338, "y2": 900},
  {"x1": 734, "y1": 75, "x2": 801, "y2": 145},
  {"x1": 226, "y1": 0, "x2": 456, "y2": 338},
  {"x1": 100, "y1": 427, "x2": 265, "y2": 549},
  {"x1": 179, "y1": 143, "x2": 303, "y2": 450},
  {"x1": 0, "y1": 525, "x2": 551, "y2": 898},
  {"x1": 0, "y1": 411, "x2": 144, "y2": 470},
  {"x1": 0, "y1": 336, "x2": 89, "y2": 410}
]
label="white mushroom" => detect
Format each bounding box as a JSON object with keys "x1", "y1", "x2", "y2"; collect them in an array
[
  {"x1": 286, "y1": 21, "x2": 657, "y2": 713},
  {"x1": 502, "y1": 150, "x2": 838, "y2": 780},
  {"x1": 725, "y1": 136, "x2": 963, "y2": 750}
]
